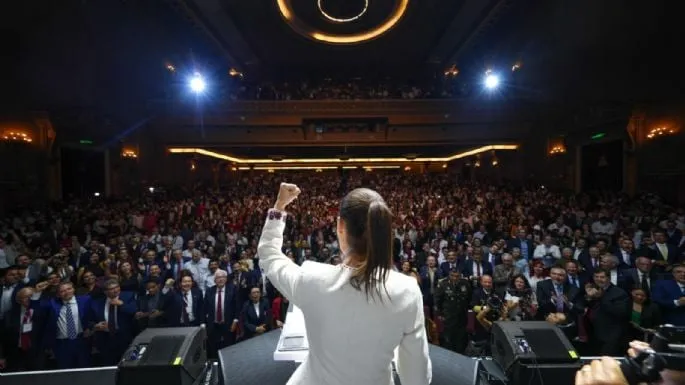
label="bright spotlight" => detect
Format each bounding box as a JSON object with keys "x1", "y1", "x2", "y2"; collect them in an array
[
  {"x1": 189, "y1": 73, "x2": 206, "y2": 93},
  {"x1": 148, "y1": 187, "x2": 155, "y2": 193},
  {"x1": 484, "y1": 74, "x2": 500, "y2": 89},
  {"x1": 94, "y1": 192, "x2": 100, "y2": 197}
]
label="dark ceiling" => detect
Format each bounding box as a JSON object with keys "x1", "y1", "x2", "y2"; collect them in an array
[
  {"x1": 0, "y1": 0, "x2": 684, "y2": 137},
  {"x1": 217, "y1": 0, "x2": 469, "y2": 77}
]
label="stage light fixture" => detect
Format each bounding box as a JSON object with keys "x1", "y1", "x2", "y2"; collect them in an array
[
  {"x1": 189, "y1": 73, "x2": 206, "y2": 93},
  {"x1": 485, "y1": 74, "x2": 500, "y2": 89}
]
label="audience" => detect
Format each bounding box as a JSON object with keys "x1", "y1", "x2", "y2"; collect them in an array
[{"x1": 0, "y1": 171, "x2": 684, "y2": 370}]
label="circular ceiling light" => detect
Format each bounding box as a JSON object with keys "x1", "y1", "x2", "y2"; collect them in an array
[
  {"x1": 317, "y1": 0, "x2": 369, "y2": 23},
  {"x1": 276, "y1": 0, "x2": 410, "y2": 45}
]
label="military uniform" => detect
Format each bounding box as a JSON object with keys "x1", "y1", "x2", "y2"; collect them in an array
[{"x1": 434, "y1": 277, "x2": 472, "y2": 353}]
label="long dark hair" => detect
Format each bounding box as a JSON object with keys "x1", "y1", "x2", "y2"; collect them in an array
[{"x1": 339, "y1": 188, "x2": 393, "y2": 301}]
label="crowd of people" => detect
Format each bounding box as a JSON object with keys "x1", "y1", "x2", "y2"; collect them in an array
[
  {"x1": 217, "y1": 78, "x2": 462, "y2": 101},
  {"x1": 0, "y1": 171, "x2": 684, "y2": 371}
]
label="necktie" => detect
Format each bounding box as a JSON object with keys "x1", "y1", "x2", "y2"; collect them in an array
[
  {"x1": 572, "y1": 276, "x2": 578, "y2": 287},
  {"x1": 20, "y1": 309, "x2": 32, "y2": 351},
  {"x1": 476, "y1": 263, "x2": 481, "y2": 276},
  {"x1": 555, "y1": 285, "x2": 564, "y2": 312},
  {"x1": 108, "y1": 303, "x2": 117, "y2": 333},
  {"x1": 217, "y1": 289, "x2": 223, "y2": 323},
  {"x1": 182, "y1": 292, "x2": 190, "y2": 324},
  {"x1": 177, "y1": 262, "x2": 182, "y2": 278},
  {"x1": 65, "y1": 302, "x2": 78, "y2": 339},
  {"x1": 640, "y1": 273, "x2": 650, "y2": 293}
]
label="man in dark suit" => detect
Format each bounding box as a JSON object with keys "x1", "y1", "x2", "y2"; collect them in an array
[
  {"x1": 204, "y1": 269, "x2": 239, "y2": 357},
  {"x1": 89, "y1": 279, "x2": 137, "y2": 365},
  {"x1": 439, "y1": 251, "x2": 459, "y2": 277},
  {"x1": 536, "y1": 266, "x2": 583, "y2": 321},
  {"x1": 240, "y1": 286, "x2": 270, "y2": 340},
  {"x1": 653, "y1": 231, "x2": 680, "y2": 278},
  {"x1": 41, "y1": 281, "x2": 92, "y2": 369},
  {"x1": 3, "y1": 286, "x2": 46, "y2": 371},
  {"x1": 460, "y1": 251, "x2": 493, "y2": 285},
  {"x1": 564, "y1": 260, "x2": 586, "y2": 289},
  {"x1": 135, "y1": 279, "x2": 170, "y2": 330},
  {"x1": 507, "y1": 229, "x2": 534, "y2": 260},
  {"x1": 584, "y1": 269, "x2": 631, "y2": 356},
  {"x1": 621, "y1": 257, "x2": 656, "y2": 295},
  {"x1": 652, "y1": 264, "x2": 685, "y2": 326},
  {"x1": 168, "y1": 275, "x2": 204, "y2": 327},
  {"x1": 1, "y1": 266, "x2": 24, "y2": 323},
  {"x1": 578, "y1": 246, "x2": 601, "y2": 276},
  {"x1": 614, "y1": 238, "x2": 637, "y2": 269}
]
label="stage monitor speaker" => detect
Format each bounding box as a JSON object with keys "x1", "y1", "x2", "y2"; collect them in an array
[
  {"x1": 116, "y1": 326, "x2": 207, "y2": 385},
  {"x1": 491, "y1": 321, "x2": 582, "y2": 385}
]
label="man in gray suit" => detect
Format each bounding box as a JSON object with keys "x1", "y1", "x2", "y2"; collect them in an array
[{"x1": 15, "y1": 254, "x2": 43, "y2": 285}]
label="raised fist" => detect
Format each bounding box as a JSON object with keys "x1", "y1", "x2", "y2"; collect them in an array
[{"x1": 275, "y1": 183, "x2": 301, "y2": 211}]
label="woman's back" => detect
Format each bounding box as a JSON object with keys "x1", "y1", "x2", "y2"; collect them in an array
[
  {"x1": 289, "y1": 261, "x2": 428, "y2": 385},
  {"x1": 258, "y1": 184, "x2": 431, "y2": 385}
]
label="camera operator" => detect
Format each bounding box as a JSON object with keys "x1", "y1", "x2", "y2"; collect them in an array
[{"x1": 575, "y1": 340, "x2": 685, "y2": 385}]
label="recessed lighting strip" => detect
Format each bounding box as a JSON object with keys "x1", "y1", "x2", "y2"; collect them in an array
[{"x1": 168, "y1": 144, "x2": 518, "y2": 164}]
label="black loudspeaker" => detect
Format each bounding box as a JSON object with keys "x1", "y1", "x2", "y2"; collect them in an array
[
  {"x1": 116, "y1": 326, "x2": 207, "y2": 385},
  {"x1": 491, "y1": 321, "x2": 582, "y2": 385}
]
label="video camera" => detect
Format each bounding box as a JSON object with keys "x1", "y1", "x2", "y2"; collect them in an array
[{"x1": 621, "y1": 324, "x2": 685, "y2": 384}]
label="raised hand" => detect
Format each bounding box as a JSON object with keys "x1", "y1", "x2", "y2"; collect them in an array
[{"x1": 274, "y1": 183, "x2": 301, "y2": 211}]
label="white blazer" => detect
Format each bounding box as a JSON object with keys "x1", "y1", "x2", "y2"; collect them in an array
[{"x1": 257, "y1": 209, "x2": 432, "y2": 385}]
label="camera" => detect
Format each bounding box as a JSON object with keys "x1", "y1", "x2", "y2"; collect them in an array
[
  {"x1": 485, "y1": 295, "x2": 504, "y2": 322},
  {"x1": 620, "y1": 324, "x2": 685, "y2": 384}
]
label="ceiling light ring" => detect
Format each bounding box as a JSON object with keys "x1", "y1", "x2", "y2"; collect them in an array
[
  {"x1": 317, "y1": 0, "x2": 369, "y2": 23},
  {"x1": 276, "y1": 0, "x2": 410, "y2": 45}
]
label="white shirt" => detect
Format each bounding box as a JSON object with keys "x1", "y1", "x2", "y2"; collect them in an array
[
  {"x1": 57, "y1": 298, "x2": 83, "y2": 339},
  {"x1": 253, "y1": 302, "x2": 261, "y2": 318},
  {"x1": 258, "y1": 212, "x2": 431, "y2": 385},
  {"x1": 18, "y1": 306, "x2": 34, "y2": 337},
  {"x1": 184, "y1": 258, "x2": 211, "y2": 292},
  {"x1": 610, "y1": 269, "x2": 618, "y2": 285}
]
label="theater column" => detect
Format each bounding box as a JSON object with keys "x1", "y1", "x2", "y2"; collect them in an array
[
  {"x1": 574, "y1": 146, "x2": 581, "y2": 194},
  {"x1": 104, "y1": 148, "x2": 112, "y2": 197}
]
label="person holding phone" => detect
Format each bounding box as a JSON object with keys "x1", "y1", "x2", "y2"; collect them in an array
[{"x1": 257, "y1": 183, "x2": 432, "y2": 385}]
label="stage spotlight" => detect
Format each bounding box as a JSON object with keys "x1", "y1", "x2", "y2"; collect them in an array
[
  {"x1": 484, "y1": 73, "x2": 500, "y2": 89},
  {"x1": 94, "y1": 192, "x2": 100, "y2": 197},
  {"x1": 189, "y1": 73, "x2": 206, "y2": 93}
]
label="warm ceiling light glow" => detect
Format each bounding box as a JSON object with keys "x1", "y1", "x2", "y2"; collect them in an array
[
  {"x1": 404, "y1": 166, "x2": 411, "y2": 171},
  {"x1": 646, "y1": 126, "x2": 676, "y2": 139},
  {"x1": 166, "y1": 63, "x2": 176, "y2": 72},
  {"x1": 2, "y1": 130, "x2": 33, "y2": 143},
  {"x1": 167, "y1": 145, "x2": 519, "y2": 164},
  {"x1": 277, "y1": 0, "x2": 409, "y2": 45},
  {"x1": 549, "y1": 145, "x2": 566, "y2": 155},
  {"x1": 238, "y1": 165, "x2": 401, "y2": 171},
  {"x1": 444, "y1": 65, "x2": 459, "y2": 77},
  {"x1": 229, "y1": 68, "x2": 243, "y2": 77},
  {"x1": 317, "y1": 0, "x2": 369, "y2": 23},
  {"x1": 512, "y1": 62, "x2": 522, "y2": 72},
  {"x1": 442, "y1": 164, "x2": 448, "y2": 168},
  {"x1": 121, "y1": 149, "x2": 138, "y2": 158}
]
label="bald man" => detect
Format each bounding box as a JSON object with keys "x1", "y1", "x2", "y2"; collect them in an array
[{"x1": 204, "y1": 269, "x2": 239, "y2": 357}]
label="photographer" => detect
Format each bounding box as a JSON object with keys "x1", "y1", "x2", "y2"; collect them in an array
[{"x1": 576, "y1": 341, "x2": 685, "y2": 385}]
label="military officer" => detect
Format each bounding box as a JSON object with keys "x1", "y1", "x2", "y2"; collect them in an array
[{"x1": 434, "y1": 268, "x2": 472, "y2": 353}]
